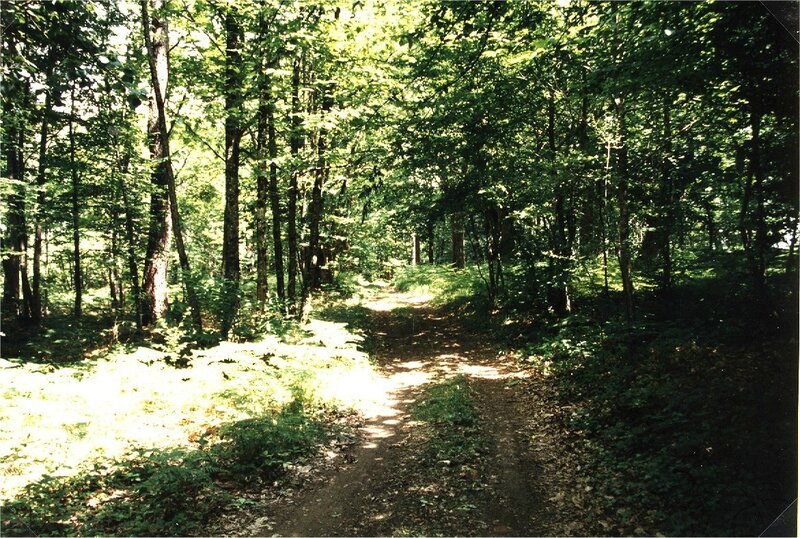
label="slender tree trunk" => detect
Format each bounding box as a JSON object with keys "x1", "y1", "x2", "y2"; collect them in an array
[
  {"x1": 2, "y1": 58, "x2": 34, "y2": 324},
  {"x1": 117, "y1": 152, "x2": 142, "y2": 329},
  {"x1": 660, "y1": 95, "x2": 673, "y2": 291},
  {"x1": 141, "y1": 0, "x2": 172, "y2": 326},
  {"x1": 601, "y1": 140, "x2": 610, "y2": 297},
  {"x1": 411, "y1": 233, "x2": 421, "y2": 265},
  {"x1": 2, "y1": 89, "x2": 26, "y2": 321},
  {"x1": 221, "y1": 9, "x2": 243, "y2": 335},
  {"x1": 287, "y1": 55, "x2": 301, "y2": 313},
  {"x1": 786, "y1": 219, "x2": 798, "y2": 274},
  {"x1": 1, "y1": 36, "x2": 20, "y2": 321},
  {"x1": 704, "y1": 201, "x2": 718, "y2": 251},
  {"x1": 267, "y1": 80, "x2": 285, "y2": 302},
  {"x1": 32, "y1": 90, "x2": 51, "y2": 324},
  {"x1": 256, "y1": 81, "x2": 270, "y2": 307},
  {"x1": 141, "y1": 0, "x2": 202, "y2": 331},
  {"x1": 452, "y1": 212, "x2": 465, "y2": 269},
  {"x1": 751, "y1": 109, "x2": 767, "y2": 293},
  {"x1": 69, "y1": 88, "x2": 82, "y2": 318},
  {"x1": 614, "y1": 97, "x2": 634, "y2": 319},
  {"x1": 427, "y1": 219, "x2": 435, "y2": 264},
  {"x1": 549, "y1": 88, "x2": 570, "y2": 315},
  {"x1": 307, "y1": 82, "x2": 334, "y2": 292}
]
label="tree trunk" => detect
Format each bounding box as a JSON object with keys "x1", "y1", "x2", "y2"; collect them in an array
[
  {"x1": 141, "y1": 0, "x2": 172, "y2": 326},
  {"x1": 411, "y1": 233, "x2": 421, "y2": 265},
  {"x1": 141, "y1": 0, "x2": 202, "y2": 332},
  {"x1": 267, "y1": 80, "x2": 285, "y2": 303},
  {"x1": 1, "y1": 37, "x2": 31, "y2": 324},
  {"x1": 221, "y1": 8, "x2": 243, "y2": 335},
  {"x1": 751, "y1": 109, "x2": 767, "y2": 293},
  {"x1": 549, "y1": 88, "x2": 570, "y2": 315},
  {"x1": 426, "y1": 219, "x2": 435, "y2": 264},
  {"x1": 307, "y1": 82, "x2": 334, "y2": 292},
  {"x1": 32, "y1": 89, "x2": 51, "y2": 324},
  {"x1": 452, "y1": 212, "x2": 465, "y2": 269},
  {"x1": 255, "y1": 79, "x2": 270, "y2": 308},
  {"x1": 601, "y1": 140, "x2": 611, "y2": 297},
  {"x1": 660, "y1": 95, "x2": 673, "y2": 291},
  {"x1": 287, "y1": 55, "x2": 301, "y2": 313},
  {"x1": 70, "y1": 88, "x2": 82, "y2": 319},
  {"x1": 117, "y1": 152, "x2": 142, "y2": 329},
  {"x1": 614, "y1": 97, "x2": 634, "y2": 319}
]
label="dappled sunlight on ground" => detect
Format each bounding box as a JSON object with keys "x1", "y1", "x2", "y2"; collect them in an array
[
  {"x1": 1, "y1": 282, "x2": 524, "y2": 514},
  {"x1": 326, "y1": 287, "x2": 529, "y2": 452},
  {"x1": 0, "y1": 313, "x2": 378, "y2": 502},
  {"x1": 364, "y1": 291, "x2": 435, "y2": 312}
]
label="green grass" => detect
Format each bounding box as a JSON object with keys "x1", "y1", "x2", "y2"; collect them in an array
[
  {"x1": 412, "y1": 375, "x2": 485, "y2": 464},
  {"x1": 0, "y1": 308, "x2": 380, "y2": 536},
  {"x1": 393, "y1": 265, "x2": 484, "y2": 310},
  {"x1": 1, "y1": 400, "x2": 327, "y2": 536}
]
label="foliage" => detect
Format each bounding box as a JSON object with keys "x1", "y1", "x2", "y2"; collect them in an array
[
  {"x1": 1, "y1": 399, "x2": 328, "y2": 537},
  {"x1": 522, "y1": 274, "x2": 797, "y2": 536},
  {"x1": 218, "y1": 398, "x2": 327, "y2": 478},
  {"x1": 0, "y1": 0, "x2": 796, "y2": 535},
  {"x1": 0, "y1": 303, "x2": 377, "y2": 534},
  {"x1": 412, "y1": 375, "x2": 485, "y2": 464},
  {"x1": 393, "y1": 265, "x2": 485, "y2": 311}
]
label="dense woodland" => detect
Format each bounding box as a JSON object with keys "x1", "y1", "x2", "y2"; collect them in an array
[
  {"x1": 1, "y1": 1, "x2": 798, "y2": 536},
  {"x1": 2, "y1": 0, "x2": 798, "y2": 331}
]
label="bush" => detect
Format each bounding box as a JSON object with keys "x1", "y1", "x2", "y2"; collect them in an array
[
  {"x1": 1, "y1": 398, "x2": 330, "y2": 536},
  {"x1": 219, "y1": 399, "x2": 327, "y2": 478},
  {"x1": 412, "y1": 376, "x2": 485, "y2": 463}
]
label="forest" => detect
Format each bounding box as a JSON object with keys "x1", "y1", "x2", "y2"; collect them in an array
[{"x1": 1, "y1": 0, "x2": 798, "y2": 536}]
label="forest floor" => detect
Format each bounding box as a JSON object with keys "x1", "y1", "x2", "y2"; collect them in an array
[{"x1": 210, "y1": 285, "x2": 593, "y2": 537}]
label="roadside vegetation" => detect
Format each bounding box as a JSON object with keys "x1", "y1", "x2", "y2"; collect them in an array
[
  {"x1": 1, "y1": 312, "x2": 377, "y2": 536},
  {"x1": 397, "y1": 259, "x2": 797, "y2": 536}
]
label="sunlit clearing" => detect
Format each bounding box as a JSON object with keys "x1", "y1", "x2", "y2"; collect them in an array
[
  {"x1": 365, "y1": 290, "x2": 434, "y2": 312},
  {"x1": 0, "y1": 316, "x2": 378, "y2": 501}
]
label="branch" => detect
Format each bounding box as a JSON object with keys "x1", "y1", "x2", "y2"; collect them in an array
[{"x1": 182, "y1": 120, "x2": 224, "y2": 161}]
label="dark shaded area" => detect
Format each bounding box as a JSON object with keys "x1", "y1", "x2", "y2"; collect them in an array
[{"x1": 518, "y1": 268, "x2": 798, "y2": 536}]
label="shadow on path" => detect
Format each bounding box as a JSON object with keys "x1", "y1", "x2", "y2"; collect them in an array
[{"x1": 258, "y1": 290, "x2": 554, "y2": 537}]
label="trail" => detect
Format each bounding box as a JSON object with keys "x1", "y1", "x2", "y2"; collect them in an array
[{"x1": 251, "y1": 289, "x2": 581, "y2": 537}]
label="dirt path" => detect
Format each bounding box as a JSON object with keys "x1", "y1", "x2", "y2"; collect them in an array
[{"x1": 250, "y1": 290, "x2": 584, "y2": 537}]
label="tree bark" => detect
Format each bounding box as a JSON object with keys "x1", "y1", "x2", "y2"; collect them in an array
[
  {"x1": 221, "y1": 9, "x2": 244, "y2": 335},
  {"x1": 411, "y1": 233, "x2": 421, "y2": 265},
  {"x1": 141, "y1": 0, "x2": 172, "y2": 326},
  {"x1": 307, "y1": 81, "x2": 334, "y2": 292},
  {"x1": 2, "y1": 81, "x2": 26, "y2": 322},
  {"x1": 549, "y1": 87, "x2": 570, "y2": 315},
  {"x1": 426, "y1": 219, "x2": 435, "y2": 264},
  {"x1": 141, "y1": 0, "x2": 203, "y2": 332},
  {"x1": 614, "y1": 97, "x2": 634, "y2": 319},
  {"x1": 32, "y1": 88, "x2": 52, "y2": 324},
  {"x1": 660, "y1": 95, "x2": 673, "y2": 291},
  {"x1": 287, "y1": 55, "x2": 301, "y2": 313},
  {"x1": 452, "y1": 212, "x2": 465, "y2": 269},
  {"x1": 256, "y1": 79, "x2": 270, "y2": 307},
  {"x1": 255, "y1": 41, "x2": 284, "y2": 305},
  {"x1": 1, "y1": 37, "x2": 34, "y2": 325},
  {"x1": 69, "y1": 87, "x2": 82, "y2": 318},
  {"x1": 267, "y1": 80, "x2": 284, "y2": 303},
  {"x1": 751, "y1": 109, "x2": 767, "y2": 293},
  {"x1": 117, "y1": 152, "x2": 143, "y2": 329}
]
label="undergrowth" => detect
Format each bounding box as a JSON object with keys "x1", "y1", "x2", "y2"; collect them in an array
[
  {"x1": 1, "y1": 398, "x2": 328, "y2": 536},
  {"x1": 522, "y1": 280, "x2": 797, "y2": 536},
  {"x1": 393, "y1": 265, "x2": 485, "y2": 312},
  {"x1": 412, "y1": 375, "x2": 485, "y2": 464},
  {"x1": 0, "y1": 303, "x2": 378, "y2": 536}
]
